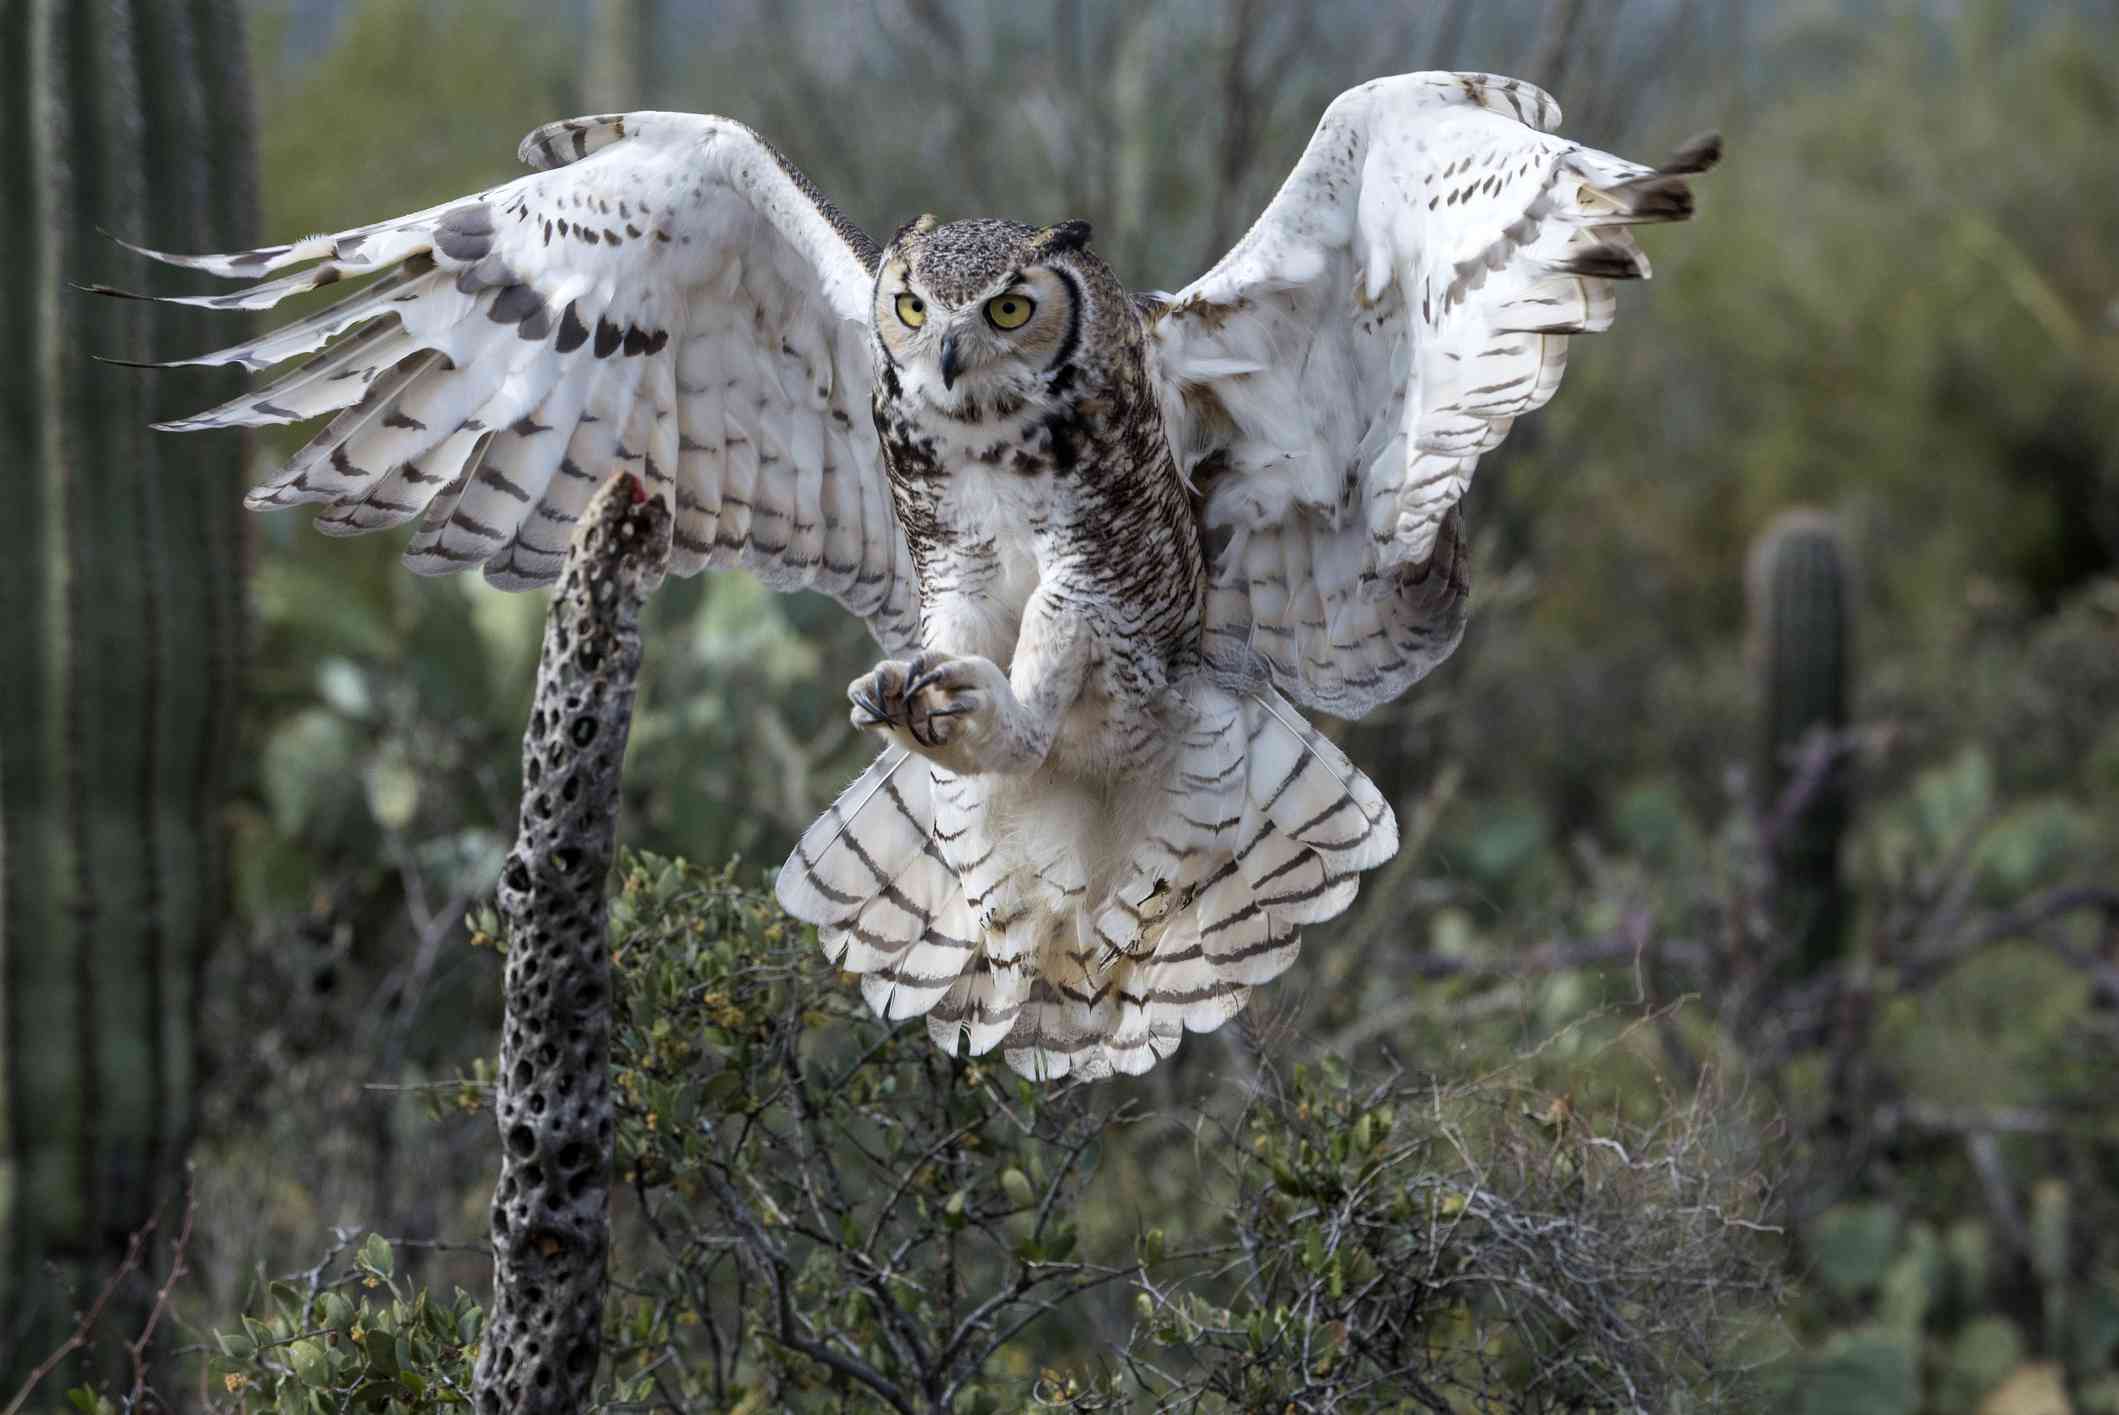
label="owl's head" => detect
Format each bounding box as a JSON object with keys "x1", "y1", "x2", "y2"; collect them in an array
[{"x1": 874, "y1": 215, "x2": 1099, "y2": 410}]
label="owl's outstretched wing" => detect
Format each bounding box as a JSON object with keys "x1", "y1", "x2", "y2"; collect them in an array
[
  {"x1": 1151, "y1": 72, "x2": 1718, "y2": 718},
  {"x1": 111, "y1": 112, "x2": 919, "y2": 653}
]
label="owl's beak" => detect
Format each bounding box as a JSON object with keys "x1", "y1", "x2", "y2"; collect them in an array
[{"x1": 938, "y1": 333, "x2": 962, "y2": 390}]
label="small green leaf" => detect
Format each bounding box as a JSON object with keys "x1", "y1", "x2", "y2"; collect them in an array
[
  {"x1": 270, "y1": 1281, "x2": 306, "y2": 1324},
  {"x1": 359, "y1": 1233, "x2": 396, "y2": 1279},
  {"x1": 290, "y1": 1338, "x2": 331, "y2": 1386},
  {"x1": 1000, "y1": 1168, "x2": 1034, "y2": 1207}
]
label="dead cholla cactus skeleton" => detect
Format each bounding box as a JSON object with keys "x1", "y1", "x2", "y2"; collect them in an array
[{"x1": 476, "y1": 474, "x2": 667, "y2": 1413}]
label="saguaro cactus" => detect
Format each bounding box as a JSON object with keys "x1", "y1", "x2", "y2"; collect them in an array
[
  {"x1": 0, "y1": 0, "x2": 255, "y2": 1384},
  {"x1": 1746, "y1": 508, "x2": 1855, "y2": 977}
]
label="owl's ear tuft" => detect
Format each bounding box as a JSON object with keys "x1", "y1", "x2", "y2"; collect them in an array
[
  {"x1": 1034, "y1": 220, "x2": 1093, "y2": 255},
  {"x1": 891, "y1": 212, "x2": 942, "y2": 246}
]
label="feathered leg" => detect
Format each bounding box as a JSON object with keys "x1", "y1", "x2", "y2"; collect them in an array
[{"x1": 849, "y1": 583, "x2": 1090, "y2": 776}]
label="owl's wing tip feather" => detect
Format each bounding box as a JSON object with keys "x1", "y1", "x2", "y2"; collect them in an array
[
  {"x1": 517, "y1": 113, "x2": 635, "y2": 171},
  {"x1": 1662, "y1": 129, "x2": 1724, "y2": 175}
]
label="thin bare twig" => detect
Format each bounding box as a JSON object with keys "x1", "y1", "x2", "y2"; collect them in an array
[
  {"x1": 4, "y1": 1216, "x2": 155, "y2": 1415},
  {"x1": 126, "y1": 1171, "x2": 198, "y2": 1406}
]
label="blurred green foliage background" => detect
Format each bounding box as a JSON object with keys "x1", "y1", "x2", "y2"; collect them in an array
[{"x1": 8, "y1": 0, "x2": 2118, "y2": 1408}]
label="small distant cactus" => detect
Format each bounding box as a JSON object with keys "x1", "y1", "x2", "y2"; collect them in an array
[{"x1": 1747, "y1": 508, "x2": 1855, "y2": 976}]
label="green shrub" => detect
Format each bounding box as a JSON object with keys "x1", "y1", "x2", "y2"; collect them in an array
[
  {"x1": 195, "y1": 1237, "x2": 481, "y2": 1411},
  {"x1": 195, "y1": 853, "x2": 1781, "y2": 1412}
]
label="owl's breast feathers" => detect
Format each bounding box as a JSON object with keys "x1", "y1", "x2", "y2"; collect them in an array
[{"x1": 872, "y1": 323, "x2": 1203, "y2": 701}]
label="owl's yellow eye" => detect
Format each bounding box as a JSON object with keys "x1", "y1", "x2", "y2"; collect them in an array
[
  {"x1": 895, "y1": 293, "x2": 926, "y2": 328},
  {"x1": 985, "y1": 294, "x2": 1035, "y2": 330}
]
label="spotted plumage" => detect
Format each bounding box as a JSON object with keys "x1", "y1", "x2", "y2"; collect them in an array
[{"x1": 116, "y1": 74, "x2": 1716, "y2": 1080}]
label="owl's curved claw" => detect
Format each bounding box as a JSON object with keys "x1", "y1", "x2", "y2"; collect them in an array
[
  {"x1": 905, "y1": 660, "x2": 952, "y2": 702},
  {"x1": 848, "y1": 664, "x2": 903, "y2": 736},
  {"x1": 850, "y1": 684, "x2": 892, "y2": 726}
]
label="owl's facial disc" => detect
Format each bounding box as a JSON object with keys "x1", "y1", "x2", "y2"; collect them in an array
[{"x1": 877, "y1": 231, "x2": 1077, "y2": 410}]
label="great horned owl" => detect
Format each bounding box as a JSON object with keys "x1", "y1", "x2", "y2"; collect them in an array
[{"x1": 122, "y1": 73, "x2": 1716, "y2": 1080}]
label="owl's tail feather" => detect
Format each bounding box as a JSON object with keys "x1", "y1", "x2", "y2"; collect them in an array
[
  {"x1": 1004, "y1": 683, "x2": 1398, "y2": 1082},
  {"x1": 775, "y1": 748, "x2": 976, "y2": 1022},
  {"x1": 779, "y1": 685, "x2": 1398, "y2": 1083}
]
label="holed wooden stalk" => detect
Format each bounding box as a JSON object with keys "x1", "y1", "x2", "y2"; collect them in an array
[{"x1": 473, "y1": 477, "x2": 668, "y2": 1413}]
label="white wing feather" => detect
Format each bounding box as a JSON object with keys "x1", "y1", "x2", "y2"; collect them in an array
[
  {"x1": 1154, "y1": 71, "x2": 1718, "y2": 718},
  {"x1": 118, "y1": 112, "x2": 919, "y2": 653}
]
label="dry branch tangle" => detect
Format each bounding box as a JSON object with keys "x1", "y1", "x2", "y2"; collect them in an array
[{"x1": 474, "y1": 477, "x2": 668, "y2": 1413}]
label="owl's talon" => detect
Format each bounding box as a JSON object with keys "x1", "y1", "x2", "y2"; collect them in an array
[{"x1": 848, "y1": 651, "x2": 1007, "y2": 766}]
